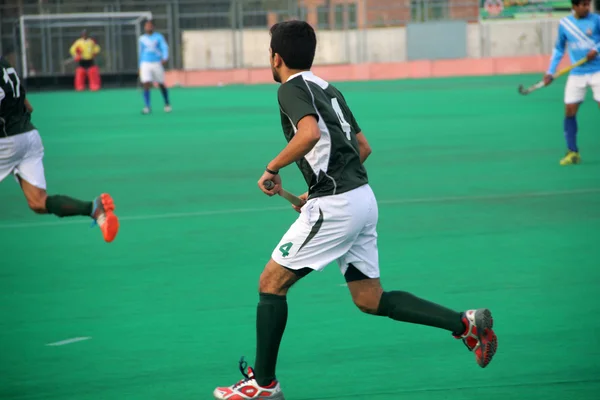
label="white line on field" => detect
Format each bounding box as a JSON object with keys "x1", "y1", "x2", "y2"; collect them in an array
[
  {"x1": 46, "y1": 337, "x2": 91, "y2": 347},
  {"x1": 1, "y1": 188, "x2": 598, "y2": 230}
]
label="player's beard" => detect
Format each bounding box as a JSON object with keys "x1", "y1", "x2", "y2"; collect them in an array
[{"x1": 271, "y1": 66, "x2": 281, "y2": 83}]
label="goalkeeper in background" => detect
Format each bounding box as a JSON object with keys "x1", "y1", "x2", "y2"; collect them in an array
[
  {"x1": 69, "y1": 30, "x2": 101, "y2": 91},
  {"x1": 138, "y1": 19, "x2": 171, "y2": 114}
]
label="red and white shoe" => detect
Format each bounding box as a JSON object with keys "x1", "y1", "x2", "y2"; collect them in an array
[
  {"x1": 454, "y1": 308, "x2": 498, "y2": 368},
  {"x1": 213, "y1": 358, "x2": 284, "y2": 400},
  {"x1": 91, "y1": 193, "x2": 119, "y2": 243}
]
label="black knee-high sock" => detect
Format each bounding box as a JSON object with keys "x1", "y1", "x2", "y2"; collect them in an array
[
  {"x1": 159, "y1": 84, "x2": 170, "y2": 105},
  {"x1": 45, "y1": 195, "x2": 93, "y2": 218},
  {"x1": 377, "y1": 291, "x2": 465, "y2": 335},
  {"x1": 254, "y1": 293, "x2": 288, "y2": 387}
]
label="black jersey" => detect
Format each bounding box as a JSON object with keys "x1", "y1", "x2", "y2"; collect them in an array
[
  {"x1": 277, "y1": 71, "x2": 368, "y2": 199},
  {"x1": 0, "y1": 56, "x2": 35, "y2": 137}
]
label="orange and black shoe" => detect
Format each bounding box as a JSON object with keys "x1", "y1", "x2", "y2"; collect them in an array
[
  {"x1": 213, "y1": 357, "x2": 284, "y2": 400},
  {"x1": 91, "y1": 193, "x2": 119, "y2": 243},
  {"x1": 454, "y1": 309, "x2": 497, "y2": 368}
]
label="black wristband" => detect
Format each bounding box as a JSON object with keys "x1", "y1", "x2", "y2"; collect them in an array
[{"x1": 266, "y1": 167, "x2": 279, "y2": 175}]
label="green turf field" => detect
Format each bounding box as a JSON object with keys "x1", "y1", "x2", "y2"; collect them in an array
[{"x1": 1, "y1": 74, "x2": 599, "y2": 400}]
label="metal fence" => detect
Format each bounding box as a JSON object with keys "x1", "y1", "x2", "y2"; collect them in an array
[
  {"x1": 5, "y1": 0, "x2": 595, "y2": 78},
  {"x1": 0, "y1": 0, "x2": 479, "y2": 77}
]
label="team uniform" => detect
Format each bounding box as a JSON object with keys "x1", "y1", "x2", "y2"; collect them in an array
[
  {"x1": 547, "y1": 12, "x2": 600, "y2": 165},
  {"x1": 213, "y1": 70, "x2": 498, "y2": 400},
  {"x1": 548, "y1": 13, "x2": 600, "y2": 105},
  {"x1": 69, "y1": 36, "x2": 101, "y2": 91},
  {"x1": 139, "y1": 32, "x2": 168, "y2": 85},
  {"x1": 270, "y1": 71, "x2": 378, "y2": 279},
  {"x1": 0, "y1": 57, "x2": 46, "y2": 188},
  {"x1": 0, "y1": 55, "x2": 119, "y2": 242},
  {"x1": 138, "y1": 31, "x2": 171, "y2": 113}
]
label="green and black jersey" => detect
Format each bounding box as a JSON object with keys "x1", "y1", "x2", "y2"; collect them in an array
[
  {"x1": 0, "y1": 56, "x2": 35, "y2": 137},
  {"x1": 277, "y1": 71, "x2": 368, "y2": 199}
]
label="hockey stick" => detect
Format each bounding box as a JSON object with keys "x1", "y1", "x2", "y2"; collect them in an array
[
  {"x1": 518, "y1": 57, "x2": 588, "y2": 95},
  {"x1": 263, "y1": 180, "x2": 305, "y2": 207}
]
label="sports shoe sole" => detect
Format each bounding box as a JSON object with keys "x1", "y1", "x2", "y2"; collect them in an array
[
  {"x1": 99, "y1": 194, "x2": 119, "y2": 243},
  {"x1": 213, "y1": 391, "x2": 285, "y2": 400},
  {"x1": 474, "y1": 308, "x2": 497, "y2": 368}
]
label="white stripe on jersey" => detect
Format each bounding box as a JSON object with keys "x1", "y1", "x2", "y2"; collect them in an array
[
  {"x1": 562, "y1": 18, "x2": 595, "y2": 45},
  {"x1": 301, "y1": 75, "x2": 334, "y2": 190},
  {"x1": 560, "y1": 18, "x2": 595, "y2": 47}
]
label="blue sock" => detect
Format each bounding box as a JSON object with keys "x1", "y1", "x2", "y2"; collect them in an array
[
  {"x1": 159, "y1": 84, "x2": 170, "y2": 105},
  {"x1": 143, "y1": 89, "x2": 150, "y2": 108},
  {"x1": 564, "y1": 116, "x2": 578, "y2": 152}
]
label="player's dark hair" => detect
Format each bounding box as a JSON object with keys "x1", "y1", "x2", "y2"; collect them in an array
[
  {"x1": 571, "y1": 0, "x2": 587, "y2": 5},
  {"x1": 269, "y1": 20, "x2": 317, "y2": 70}
]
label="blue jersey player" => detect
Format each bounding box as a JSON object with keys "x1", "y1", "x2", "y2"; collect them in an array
[
  {"x1": 544, "y1": 0, "x2": 599, "y2": 165},
  {"x1": 138, "y1": 19, "x2": 171, "y2": 114}
]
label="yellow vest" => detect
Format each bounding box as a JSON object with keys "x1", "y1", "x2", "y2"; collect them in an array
[{"x1": 70, "y1": 38, "x2": 100, "y2": 60}]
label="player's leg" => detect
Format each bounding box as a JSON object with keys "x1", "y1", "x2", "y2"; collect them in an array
[
  {"x1": 560, "y1": 74, "x2": 587, "y2": 165},
  {"x1": 213, "y1": 266, "x2": 308, "y2": 400},
  {"x1": 345, "y1": 270, "x2": 496, "y2": 368},
  {"x1": 214, "y1": 195, "x2": 361, "y2": 400},
  {"x1": 14, "y1": 130, "x2": 119, "y2": 242},
  {"x1": 139, "y1": 62, "x2": 153, "y2": 114},
  {"x1": 591, "y1": 71, "x2": 600, "y2": 111},
  {"x1": 339, "y1": 185, "x2": 497, "y2": 368},
  {"x1": 87, "y1": 65, "x2": 101, "y2": 91},
  {"x1": 154, "y1": 63, "x2": 171, "y2": 112},
  {"x1": 74, "y1": 67, "x2": 86, "y2": 91},
  {"x1": 141, "y1": 81, "x2": 153, "y2": 114}
]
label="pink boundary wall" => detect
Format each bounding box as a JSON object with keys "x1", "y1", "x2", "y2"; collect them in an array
[{"x1": 164, "y1": 55, "x2": 570, "y2": 88}]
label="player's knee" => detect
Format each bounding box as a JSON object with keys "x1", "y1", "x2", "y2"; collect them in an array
[
  {"x1": 26, "y1": 192, "x2": 47, "y2": 214},
  {"x1": 565, "y1": 104, "x2": 578, "y2": 117},
  {"x1": 258, "y1": 271, "x2": 288, "y2": 296},
  {"x1": 258, "y1": 260, "x2": 302, "y2": 296},
  {"x1": 345, "y1": 266, "x2": 381, "y2": 314},
  {"x1": 351, "y1": 294, "x2": 380, "y2": 315}
]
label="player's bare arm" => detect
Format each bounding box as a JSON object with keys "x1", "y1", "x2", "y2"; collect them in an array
[
  {"x1": 24, "y1": 98, "x2": 33, "y2": 113},
  {"x1": 258, "y1": 115, "x2": 320, "y2": 196},
  {"x1": 268, "y1": 115, "x2": 320, "y2": 171},
  {"x1": 356, "y1": 131, "x2": 372, "y2": 164}
]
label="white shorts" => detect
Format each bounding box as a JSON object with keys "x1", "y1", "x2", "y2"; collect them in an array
[
  {"x1": 0, "y1": 129, "x2": 46, "y2": 189},
  {"x1": 272, "y1": 184, "x2": 380, "y2": 279},
  {"x1": 139, "y1": 61, "x2": 165, "y2": 84},
  {"x1": 564, "y1": 71, "x2": 600, "y2": 104}
]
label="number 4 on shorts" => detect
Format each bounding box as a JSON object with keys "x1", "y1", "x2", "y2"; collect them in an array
[{"x1": 279, "y1": 242, "x2": 293, "y2": 257}]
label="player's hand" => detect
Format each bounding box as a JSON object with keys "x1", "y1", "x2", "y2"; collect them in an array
[
  {"x1": 258, "y1": 170, "x2": 281, "y2": 196},
  {"x1": 292, "y1": 192, "x2": 308, "y2": 213},
  {"x1": 586, "y1": 49, "x2": 598, "y2": 62},
  {"x1": 543, "y1": 74, "x2": 554, "y2": 86},
  {"x1": 162, "y1": 59, "x2": 168, "y2": 66}
]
